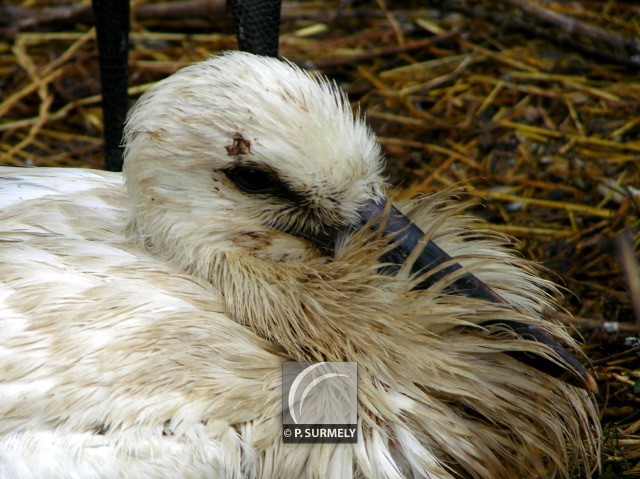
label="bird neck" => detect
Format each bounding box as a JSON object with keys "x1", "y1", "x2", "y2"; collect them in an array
[{"x1": 210, "y1": 233, "x2": 425, "y2": 363}]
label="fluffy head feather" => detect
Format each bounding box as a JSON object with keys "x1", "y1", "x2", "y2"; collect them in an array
[{"x1": 124, "y1": 52, "x2": 384, "y2": 263}]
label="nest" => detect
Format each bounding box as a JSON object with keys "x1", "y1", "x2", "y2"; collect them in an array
[{"x1": 1, "y1": 0, "x2": 639, "y2": 476}]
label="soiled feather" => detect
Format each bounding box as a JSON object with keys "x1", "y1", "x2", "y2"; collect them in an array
[{"x1": 0, "y1": 52, "x2": 599, "y2": 478}]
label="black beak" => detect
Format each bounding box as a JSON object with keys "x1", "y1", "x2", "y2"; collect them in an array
[{"x1": 357, "y1": 197, "x2": 597, "y2": 392}]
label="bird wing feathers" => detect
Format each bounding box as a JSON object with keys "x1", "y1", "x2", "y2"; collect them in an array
[{"x1": 0, "y1": 168, "x2": 284, "y2": 478}]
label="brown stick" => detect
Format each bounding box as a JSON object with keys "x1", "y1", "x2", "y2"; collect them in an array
[
  {"x1": 0, "y1": 1, "x2": 345, "y2": 33},
  {"x1": 590, "y1": 345, "x2": 640, "y2": 367},
  {"x1": 134, "y1": 0, "x2": 226, "y2": 21},
  {"x1": 302, "y1": 28, "x2": 462, "y2": 69},
  {"x1": 1, "y1": 4, "x2": 93, "y2": 30},
  {"x1": 0, "y1": 0, "x2": 226, "y2": 33},
  {"x1": 411, "y1": 0, "x2": 640, "y2": 67},
  {"x1": 616, "y1": 230, "x2": 640, "y2": 334},
  {"x1": 500, "y1": 0, "x2": 640, "y2": 65}
]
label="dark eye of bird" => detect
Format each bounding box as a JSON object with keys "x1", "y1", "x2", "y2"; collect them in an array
[{"x1": 226, "y1": 166, "x2": 281, "y2": 194}]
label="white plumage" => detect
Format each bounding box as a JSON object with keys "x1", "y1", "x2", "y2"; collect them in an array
[{"x1": 0, "y1": 52, "x2": 599, "y2": 478}]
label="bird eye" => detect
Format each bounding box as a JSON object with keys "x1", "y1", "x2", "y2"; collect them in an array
[{"x1": 226, "y1": 166, "x2": 280, "y2": 194}]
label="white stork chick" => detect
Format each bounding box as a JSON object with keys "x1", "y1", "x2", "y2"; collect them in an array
[{"x1": 0, "y1": 52, "x2": 599, "y2": 478}]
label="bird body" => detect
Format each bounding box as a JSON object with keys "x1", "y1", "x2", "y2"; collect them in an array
[{"x1": 0, "y1": 52, "x2": 599, "y2": 478}]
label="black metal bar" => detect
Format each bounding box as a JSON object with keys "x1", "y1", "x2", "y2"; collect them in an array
[
  {"x1": 227, "y1": 0, "x2": 282, "y2": 58},
  {"x1": 92, "y1": 0, "x2": 130, "y2": 172}
]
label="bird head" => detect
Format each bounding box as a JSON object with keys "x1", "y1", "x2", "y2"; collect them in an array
[{"x1": 123, "y1": 52, "x2": 385, "y2": 264}]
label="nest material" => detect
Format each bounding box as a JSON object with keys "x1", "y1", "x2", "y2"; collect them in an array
[{"x1": 1, "y1": 0, "x2": 639, "y2": 476}]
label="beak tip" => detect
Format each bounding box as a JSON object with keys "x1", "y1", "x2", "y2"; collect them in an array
[{"x1": 584, "y1": 373, "x2": 598, "y2": 393}]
